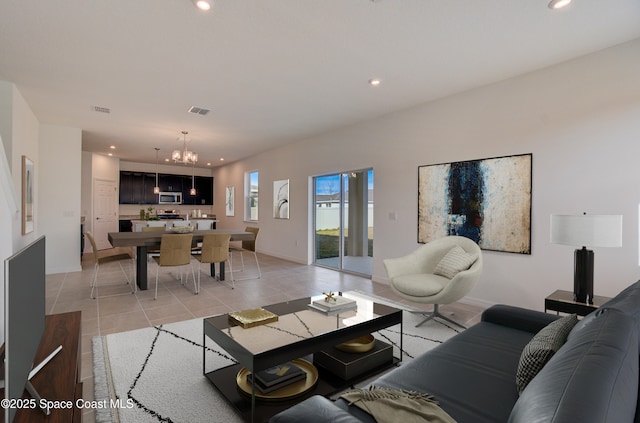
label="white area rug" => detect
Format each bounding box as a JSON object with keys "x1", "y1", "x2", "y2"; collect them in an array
[{"x1": 93, "y1": 293, "x2": 461, "y2": 423}]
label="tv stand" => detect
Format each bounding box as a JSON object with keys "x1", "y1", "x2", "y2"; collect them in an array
[{"x1": 1, "y1": 311, "x2": 82, "y2": 423}]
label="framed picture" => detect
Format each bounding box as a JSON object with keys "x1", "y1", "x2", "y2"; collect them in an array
[
  {"x1": 225, "y1": 186, "x2": 235, "y2": 216},
  {"x1": 273, "y1": 179, "x2": 289, "y2": 219},
  {"x1": 22, "y1": 155, "x2": 34, "y2": 235},
  {"x1": 418, "y1": 153, "x2": 532, "y2": 254}
]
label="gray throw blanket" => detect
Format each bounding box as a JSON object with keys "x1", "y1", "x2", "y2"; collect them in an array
[{"x1": 340, "y1": 386, "x2": 456, "y2": 423}]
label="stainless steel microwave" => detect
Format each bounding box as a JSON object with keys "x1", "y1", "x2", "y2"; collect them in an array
[{"x1": 158, "y1": 192, "x2": 182, "y2": 205}]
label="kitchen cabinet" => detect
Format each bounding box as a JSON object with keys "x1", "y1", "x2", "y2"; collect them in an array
[
  {"x1": 182, "y1": 176, "x2": 214, "y2": 205},
  {"x1": 119, "y1": 171, "x2": 158, "y2": 204},
  {"x1": 159, "y1": 173, "x2": 183, "y2": 193},
  {"x1": 119, "y1": 171, "x2": 214, "y2": 205}
]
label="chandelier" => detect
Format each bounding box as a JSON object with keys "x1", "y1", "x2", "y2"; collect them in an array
[{"x1": 172, "y1": 131, "x2": 198, "y2": 165}]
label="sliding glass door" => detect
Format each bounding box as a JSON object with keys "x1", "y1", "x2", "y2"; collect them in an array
[{"x1": 313, "y1": 169, "x2": 373, "y2": 276}]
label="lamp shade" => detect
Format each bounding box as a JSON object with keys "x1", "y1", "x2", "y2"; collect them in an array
[{"x1": 550, "y1": 214, "x2": 623, "y2": 248}]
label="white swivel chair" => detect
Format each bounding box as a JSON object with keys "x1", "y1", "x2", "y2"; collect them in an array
[{"x1": 383, "y1": 236, "x2": 483, "y2": 328}]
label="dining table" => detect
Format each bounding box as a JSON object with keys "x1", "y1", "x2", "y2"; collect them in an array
[{"x1": 108, "y1": 229, "x2": 254, "y2": 290}]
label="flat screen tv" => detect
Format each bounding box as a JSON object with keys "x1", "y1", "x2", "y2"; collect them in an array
[{"x1": 2, "y1": 236, "x2": 46, "y2": 422}]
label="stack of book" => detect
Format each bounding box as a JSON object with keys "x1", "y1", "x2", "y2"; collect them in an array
[
  {"x1": 247, "y1": 361, "x2": 306, "y2": 394},
  {"x1": 308, "y1": 296, "x2": 357, "y2": 315}
]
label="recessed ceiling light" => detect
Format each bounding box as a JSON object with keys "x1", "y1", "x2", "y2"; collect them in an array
[
  {"x1": 108, "y1": 153, "x2": 113, "y2": 156},
  {"x1": 207, "y1": 162, "x2": 212, "y2": 166},
  {"x1": 219, "y1": 158, "x2": 224, "y2": 161},
  {"x1": 369, "y1": 78, "x2": 381, "y2": 87},
  {"x1": 193, "y1": 0, "x2": 211, "y2": 11},
  {"x1": 165, "y1": 158, "x2": 170, "y2": 162},
  {"x1": 109, "y1": 145, "x2": 116, "y2": 149},
  {"x1": 548, "y1": 0, "x2": 572, "y2": 9}
]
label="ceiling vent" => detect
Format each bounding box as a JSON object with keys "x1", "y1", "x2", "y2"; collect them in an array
[
  {"x1": 92, "y1": 105, "x2": 111, "y2": 114},
  {"x1": 188, "y1": 106, "x2": 210, "y2": 116}
]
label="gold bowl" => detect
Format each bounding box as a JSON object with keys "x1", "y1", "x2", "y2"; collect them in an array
[{"x1": 335, "y1": 334, "x2": 375, "y2": 353}]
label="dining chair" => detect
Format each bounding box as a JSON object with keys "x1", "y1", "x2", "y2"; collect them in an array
[
  {"x1": 193, "y1": 233, "x2": 234, "y2": 290},
  {"x1": 85, "y1": 231, "x2": 136, "y2": 299},
  {"x1": 229, "y1": 226, "x2": 261, "y2": 280},
  {"x1": 142, "y1": 225, "x2": 166, "y2": 259},
  {"x1": 152, "y1": 233, "x2": 197, "y2": 299},
  {"x1": 191, "y1": 220, "x2": 212, "y2": 255}
]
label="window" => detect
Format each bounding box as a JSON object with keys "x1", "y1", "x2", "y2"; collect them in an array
[{"x1": 246, "y1": 170, "x2": 259, "y2": 221}]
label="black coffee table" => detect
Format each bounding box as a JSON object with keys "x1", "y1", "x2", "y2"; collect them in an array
[{"x1": 202, "y1": 294, "x2": 403, "y2": 422}]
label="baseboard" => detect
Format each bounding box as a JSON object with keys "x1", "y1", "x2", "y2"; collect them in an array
[
  {"x1": 47, "y1": 264, "x2": 82, "y2": 274},
  {"x1": 458, "y1": 296, "x2": 495, "y2": 309},
  {"x1": 255, "y1": 250, "x2": 307, "y2": 265}
]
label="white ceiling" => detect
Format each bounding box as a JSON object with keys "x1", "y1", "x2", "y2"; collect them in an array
[{"x1": 1, "y1": 1, "x2": 639, "y2": 168}]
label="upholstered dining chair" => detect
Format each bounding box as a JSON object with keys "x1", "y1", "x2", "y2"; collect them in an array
[
  {"x1": 142, "y1": 225, "x2": 166, "y2": 259},
  {"x1": 86, "y1": 231, "x2": 136, "y2": 299},
  {"x1": 229, "y1": 226, "x2": 261, "y2": 280},
  {"x1": 152, "y1": 233, "x2": 196, "y2": 299},
  {"x1": 383, "y1": 236, "x2": 483, "y2": 328},
  {"x1": 193, "y1": 233, "x2": 233, "y2": 290}
]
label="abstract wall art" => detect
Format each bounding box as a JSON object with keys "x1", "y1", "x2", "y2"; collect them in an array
[
  {"x1": 22, "y1": 155, "x2": 34, "y2": 235},
  {"x1": 225, "y1": 186, "x2": 235, "y2": 217},
  {"x1": 418, "y1": 153, "x2": 532, "y2": 254},
  {"x1": 273, "y1": 179, "x2": 289, "y2": 219}
]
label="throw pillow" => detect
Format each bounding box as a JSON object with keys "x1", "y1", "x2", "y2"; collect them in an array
[
  {"x1": 516, "y1": 313, "x2": 578, "y2": 394},
  {"x1": 433, "y1": 245, "x2": 477, "y2": 279}
]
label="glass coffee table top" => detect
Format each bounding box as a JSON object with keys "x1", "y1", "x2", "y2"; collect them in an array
[{"x1": 204, "y1": 293, "x2": 400, "y2": 356}]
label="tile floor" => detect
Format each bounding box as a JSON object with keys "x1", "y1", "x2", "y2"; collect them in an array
[{"x1": 46, "y1": 252, "x2": 484, "y2": 423}]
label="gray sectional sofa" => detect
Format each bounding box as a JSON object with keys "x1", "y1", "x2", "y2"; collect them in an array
[{"x1": 270, "y1": 280, "x2": 640, "y2": 423}]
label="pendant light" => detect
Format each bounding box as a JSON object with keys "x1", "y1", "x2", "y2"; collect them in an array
[
  {"x1": 190, "y1": 161, "x2": 197, "y2": 196},
  {"x1": 153, "y1": 148, "x2": 160, "y2": 194}
]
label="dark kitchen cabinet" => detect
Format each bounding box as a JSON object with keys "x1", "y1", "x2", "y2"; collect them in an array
[
  {"x1": 182, "y1": 176, "x2": 214, "y2": 205},
  {"x1": 119, "y1": 171, "x2": 158, "y2": 204},
  {"x1": 159, "y1": 173, "x2": 184, "y2": 193},
  {"x1": 119, "y1": 171, "x2": 213, "y2": 205}
]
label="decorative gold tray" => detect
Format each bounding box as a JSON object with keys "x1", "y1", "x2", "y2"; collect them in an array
[
  {"x1": 236, "y1": 358, "x2": 318, "y2": 401},
  {"x1": 335, "y1": 334, "x2": 375, "y2": 353},
  {"x1": 228, "y1": 308, "x2": 279, "y2": 328}
]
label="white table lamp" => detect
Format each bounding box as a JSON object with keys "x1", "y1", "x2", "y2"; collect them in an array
[{"x1": 550, "y1": 213, "x2": 622, "y2": 304}]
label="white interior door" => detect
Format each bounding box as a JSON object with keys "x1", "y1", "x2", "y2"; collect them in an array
[{"x1": 93, "y1": 178, "x2": 118, "y2": 250}]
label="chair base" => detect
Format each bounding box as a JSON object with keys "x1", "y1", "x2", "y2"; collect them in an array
[
  {"x1": 90, "y1": 260, "x2": 136, "y2": 299},
  {"x1": 413, "y1": 304, "x2": 467, "y2": 329},
  {"x1": 228, "y1": 249, "x2": 261, "y2": 281}
]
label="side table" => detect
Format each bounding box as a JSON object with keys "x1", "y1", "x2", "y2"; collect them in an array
[{"x1": 544, "y1": 289, "x2": 611, "y2": 317}]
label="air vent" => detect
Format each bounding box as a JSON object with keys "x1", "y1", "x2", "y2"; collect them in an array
[
  {"x1": 188, "y1": 106, "x2": 210, "y2": 116},
  {"x1": 92, "y1": 105, "x2": 111, "y2": 114}
]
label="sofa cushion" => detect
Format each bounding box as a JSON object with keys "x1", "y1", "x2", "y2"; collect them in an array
[
  {"x1": 509, "y1": 308, "x2": 639, "y2": 423},
  {"x1": 515, "y1": 313, "x2": 578, "y2": 394},
  {"x1": 433, "y1": 245, "x2": 477, "y2": 279},
  {"x1": 336, "y1": 321, "x2": 539, "y2": 423},
  {"x1": 391, "y1": 274, "x2": 446, "y2": 297}
]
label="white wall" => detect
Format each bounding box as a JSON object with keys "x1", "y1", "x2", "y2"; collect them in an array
[
  {"x1": 81, "y1": 153, "x2": 120, "y2": 245},
  {"x1": 0, "y1": 82, "x2": 83, "y2": 275},
  {"x1": 39, "y1": 125, "x2": 82, "y2": 273},
  {"x1": 212, "y1": 38, "x2": 640, "y2": 311},
  {"x1": 0, "y1": 82, "x2": 40, "y2": 343}
]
